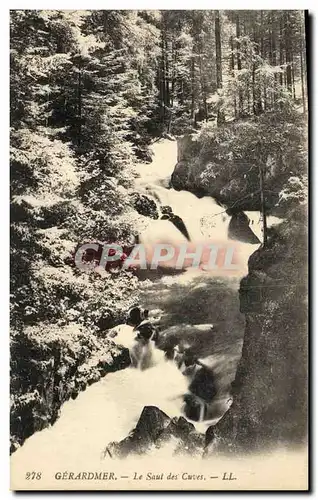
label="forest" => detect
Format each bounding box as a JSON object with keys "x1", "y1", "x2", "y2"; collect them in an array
[{"x1": 10, "y1": 10, "x2": 307, "y2": 453}]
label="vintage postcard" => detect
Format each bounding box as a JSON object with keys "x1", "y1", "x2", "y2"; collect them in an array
[{"x1": 10, "y1": 9, "x2": 308, "y2": 491}]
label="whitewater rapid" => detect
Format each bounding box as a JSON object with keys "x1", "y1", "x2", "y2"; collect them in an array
[{"x1": 11, "y1": 138, "x2": 281, "y2": 472}]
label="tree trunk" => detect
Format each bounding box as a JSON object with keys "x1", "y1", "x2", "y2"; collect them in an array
[
  {"x1": 161, "y1": 28, "x2": 167, "y2": 126},
  {"x1": 271, "y1": 12, "x2": 277, "y2": 106},
  {"x1": 230, "y1": 35, "x2": 237, "y2": 118},
  {"x1": 292, "y1": 54, "x2": 296, "y2": 100},
  {"x1": 300, "y1": 20, "x2": 307, "y2": 114},
  {"x1": 190, "y1": 56, "x2": 195, "y2": 120},
  {"x1": 198, "y1": 39, "x2": 207, "y2": 122},
  {"x1": 260, "y1": 11, "x2": 267, "y2": 111},
  {"x1": 236, "y1": 13, "x2": 243, "y2": 117},
  {"x1": 279, "y1": 14, "x2": 284, "y2": 88},
  {"x1": 77, "y1": 65, "x2": 82, "y2": 149},
  {"x1": 259, "y1": 159, "x2": 268, "y2": 247},
  {"x1": 168, "y1": 40, "x2": 176, "y2": 133},
  {"x1": 165, "y1": 35, "x2": 170, "y2": 112},
  {"x1": 215, "y1": 10, "x2": 225, "y2": 125},
  {"x1": 253, "y1": 23, "x2": 263, "y2": 116},
  {"x1": 264, "y1": 86, "x2": 267, "y2": 111},
  {"x1": 215, "y1": 11, "x2": 223, "y2": 89},
  {"x1": 252, "y1": 63, "x2": 256, "y2": 116},
  {"x1": 285, "y1": 12, "x2": 293, "y2": 93}
]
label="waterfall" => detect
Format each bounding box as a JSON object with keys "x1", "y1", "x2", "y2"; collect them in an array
[{"x1": 11, "y1": 138, "x2": 282, "y2": 470}]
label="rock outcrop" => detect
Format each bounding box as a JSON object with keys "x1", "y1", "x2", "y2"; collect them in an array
[
  {"x1": 209, "y1": 207, "x2": 308, "y2": 454},
  {"x1": 105, "y1": 406, "x2": 205, "y2": 458},
  {"x1": 228, "y1": 212, "x2": 261, "y2": 244}
]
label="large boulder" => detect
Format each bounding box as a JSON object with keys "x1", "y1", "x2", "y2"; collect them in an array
[
  {"x1": 183, "y1": 393, "x2": 205, "y2": 422},
  {"x1": 105, "y1": 406, "x2": 171, "y2": 458},
  {"x1": 156, "y1": 416, "x2": 205, "y2": 455},
  {"x1": 105, "y1": 406, "x2": 205, "y2": 458},
  {"x1": 177, "y1": 135, "x2": 201, "y2": 163},
  {"x1": 188, "y1": 367, "x2": 217, "y2": 402},
  {"x1": 228, "y1": 212, "x2": 261, "y2": 244},
  {"x1": 171, "y1": 136, "x2": 204, "y2": 195},
  {"x1": 135, "y1": 406, "x2": 171, "y2": 443}
]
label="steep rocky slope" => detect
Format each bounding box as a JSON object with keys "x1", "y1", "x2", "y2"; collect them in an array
[{"x1": 209, "y1": 206, "x2": 308, "y2": 453}]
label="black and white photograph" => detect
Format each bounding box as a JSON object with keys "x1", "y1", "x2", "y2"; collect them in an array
[{"x1": 9, "y1": 9, "x2": 308, "y2": 491}]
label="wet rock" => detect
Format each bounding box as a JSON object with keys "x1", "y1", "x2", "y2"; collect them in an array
[
  {"x1": 177, "y1": 135, "x2": 201, "y2": 163},
  {"x1": 129, "y1": 192, "x2": 159, "y2": 219},
  {"x1": 183, "y1": 393, "x2": 205, "y2": 421},
  {"x1": 203, "y1": 426, "x2": 217, "y2": 458},
  {"x1": 106, "y1": 406, "x2": 170, "y2": 458},
  {"x1": 205, "y1": 425, "x2": 215, "y2": 447},
  {"x1": 157, "y1": 416, "x2": 205, "y2": 454},
  {"x1": 136, "y1": 406, "x2": 171, "y2": 441},
  {"x1": 161, "y1": 206, "x2": 191, "y2": 241},
  {"x1": 189, "y1": 367, "x2": 217, "y2": 402},
  {"x1": 228, "y1": 212, "x2": 261, "y2": 244},
  {"x1": 171, "y1": 161, "x2": 202, "y2": 195},
  {"x1": 126, "y1": 306, "x2": 149, "y2": 327},
  {"x1": 105, "y1": 406, "x2": 205, "y2": 458}
]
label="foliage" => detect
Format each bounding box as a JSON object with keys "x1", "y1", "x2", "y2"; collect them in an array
[{"x1": 172, "y1": 108, "x2": 307, "y2": 212}]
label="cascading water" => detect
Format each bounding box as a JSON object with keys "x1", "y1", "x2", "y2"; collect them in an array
[{"x1": 11, "y1": 139, "x2": 281, "y2": 470}]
